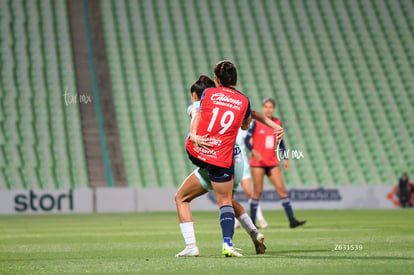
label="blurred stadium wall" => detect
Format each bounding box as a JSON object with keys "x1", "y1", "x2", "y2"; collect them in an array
[{"x1": 0, "y1": 0, "x2": 413, "y2": 213}]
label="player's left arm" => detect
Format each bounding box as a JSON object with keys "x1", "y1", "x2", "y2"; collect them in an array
[{"x1": 251, "y1": 110, "x2": 284, "y2": 142}]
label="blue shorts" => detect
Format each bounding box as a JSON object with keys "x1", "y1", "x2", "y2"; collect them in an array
[
  {"x1": 251, "y1": 165, "x2": 279, "y2": 175},
  {"x1": 186, "y1": 150, "x2": 234, "y2": 183},
  {"x1": 194, "y1": 147, "x2": 243, "y2": 192}
]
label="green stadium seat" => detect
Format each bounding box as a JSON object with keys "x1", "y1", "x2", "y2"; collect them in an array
[
  {"x1": 98, "y1": 0, "x2": 414, "y2": 187},
  {"x1": 0, "y1": 0, "x2": 88, "y2": 190}
]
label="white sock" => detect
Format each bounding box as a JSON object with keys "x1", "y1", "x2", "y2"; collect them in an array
[
  {"x1": 180, "y1": 222, "x2": 196, "y2": 247},
  {"x1": 257, "y1": 205, "x2": 265, "y2": 221},
  {"x1": 238, "y1": 213, "x2": 257, "y2": 233}
]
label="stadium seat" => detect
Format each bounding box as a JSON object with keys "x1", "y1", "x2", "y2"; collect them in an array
[
  {"x1": 0, "y1": 0, "x2": 88, "y2": 190},
  {"x1": 95, "y1": 0, "x2": 414, "y2": 188}
]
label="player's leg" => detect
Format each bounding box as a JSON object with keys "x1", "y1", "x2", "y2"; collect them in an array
[
  {"x1": 175, "y1": 171, "x2": 208, "y2": 222},
  {"x1": 240, "y1": 178, "x2": 252, "y2": 198},
  {"x1": 256, "y1": 206, "x2": 268, "y2": 228},
  {"x1": 248, "y1": 172, "x2": 268, "y2": 228},
  {"x1": 267, "y1": 166, "x2": 306, "y2": 228},
  {"x1": 234, "y1": 178, "x2": 251, "y2": 229},
  {"x1": 240, "y1": 177, "x2": 267, "y2": 228},
  {"x1": 250, "y1": 167, "x2": 265, "y2": 226},
  {"x1": 211, "y1": 179, "x2": 242, "y2": 257},
  {"x1": 233, "y1": 151, "x2": 248, "y2": 229},
  {"x1": 211, "y1": 179, "x2": 234, "y2": 238},
  {"x1": 232, "y1": 150, "x2": 265, "y2": 253},
  {"x1": 210, "y1": 161, "x2": 241, "y2": 257},
  {"x1": 232, "y1": 196, "x2": 266, "y2": 254},
  {"x1": 240, "y1": 157, "x2": 253, "y2": 199},
  {"x1": 174, "y1": 171, "x2": 208, "y2": 257},
  {"x1": 240, "y1": 153, "x2": 253, "y2": 200}
]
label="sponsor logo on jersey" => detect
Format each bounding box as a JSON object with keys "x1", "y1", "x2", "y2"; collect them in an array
[
  {"x1": 195, "y1": 146, "x2": 218, "y2": 156},
  {"x1": 211, "y1": 93, "x2": 243, "y2": 106},
  {"x1": 207, "y1": 137, "x2": 222, "y2": 146},
  {"x1": 211, "y1": 93, "x2": 243, "y2": 110}
]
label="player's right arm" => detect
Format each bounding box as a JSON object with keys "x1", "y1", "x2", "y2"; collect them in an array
[
  {"x1": 189, "y1": 106, "x2": 200, "y2": 143},
  {"x1": 241, "y1": 116, "x2": 252, "y2": 130},
  {"x1": 241, "y1": 99, "x2": 252, "y2": 130},
  {"x1": 188, "y1": 103, "x2": 212, "y2": 150}
]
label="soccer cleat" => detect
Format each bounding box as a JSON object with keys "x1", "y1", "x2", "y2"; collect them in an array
[
  {"x1": 234, "y1": 218, "x2": 241, "y2": 229},
  {"x1": 222, "y1": 243, "x2": 243, "y2": 257},
  {"x1": 257, "y1": 218, "x2": 268, "y2": 229},
  {"x1": 250, "y1": 230, "x2": 266, "y2": 254},
  {"x1": 290, "y1": 218, "x2": 306, "y2": 228},
  {"x1": 175, "y1": 245, "x2": 200, "y2": 257}
]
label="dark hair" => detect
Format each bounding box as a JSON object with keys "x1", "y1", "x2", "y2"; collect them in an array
[
  {"x1": 190, "y1": 75, "x2": 216, "y2": 99},
  {"x1": 262, "y1": 97, "x2": 275, "y2": 107},
  {"x1": 214, "y1": 60, "x2": 237, "y2": 87}
]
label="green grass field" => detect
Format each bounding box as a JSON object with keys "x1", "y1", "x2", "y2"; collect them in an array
[{"x1": 0, "y1": 210, "x2": 413, "y2": 274}]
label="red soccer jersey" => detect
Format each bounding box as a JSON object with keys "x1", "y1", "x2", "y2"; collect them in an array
[
  {"x1": 249, "y1": 118, "x2": 281, "y2": 167},
  {"x1": 186, "y1": 86, "x2": 251, "y2": 168}
]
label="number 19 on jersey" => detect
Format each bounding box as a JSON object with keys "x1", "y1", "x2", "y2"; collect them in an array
[{"x1": 207, "y1": 107, "x2": 235, "y2": 135}]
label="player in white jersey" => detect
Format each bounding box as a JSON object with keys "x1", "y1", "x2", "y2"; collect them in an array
[{"x1": 234, "y1": 129, "x2": 268, "y2": 229}]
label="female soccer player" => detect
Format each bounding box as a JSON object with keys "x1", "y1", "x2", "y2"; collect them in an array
[
  {"x1": 176, "y1": 75, "x2": 262, "y2": 257},
  {"x1": 235, "y1": 129, "x2": 268, "y2": 229},
  {"x1": 176, "y1": 74, "x2": 283, "y2": 257},
  {"x1": 185, "y1": 61, "x2": 251, "y2": 257},
  {"x1": 245, "y1": 97, "x2": 306, "y2": 228}
]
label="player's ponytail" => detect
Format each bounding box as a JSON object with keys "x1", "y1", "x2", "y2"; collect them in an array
[{"x1": 214, "y1": 60, "x2": 237, "y2": 87}]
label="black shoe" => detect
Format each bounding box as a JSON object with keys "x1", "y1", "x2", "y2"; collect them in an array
[{"x1": 290, "y1": 219, "x2": 306, "y2": 228}]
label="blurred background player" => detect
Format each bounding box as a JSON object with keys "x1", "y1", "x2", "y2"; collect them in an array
[
  {"x1": 245, "y1": 97, "x2": 306, "y2": 228},
  {"x1": 175, "y1": 75, "x2": 266, "y2": 257},
  {"x1": 397, "y1": 173, "x2": 413, "y2": 207},
  {"x1": 234, "y1": 129, "x2": 269, "y2": 229}
]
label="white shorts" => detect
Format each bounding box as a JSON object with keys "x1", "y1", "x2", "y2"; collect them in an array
[{"x1": 241, "y1": 151, "x2": 251, "y2": 180}]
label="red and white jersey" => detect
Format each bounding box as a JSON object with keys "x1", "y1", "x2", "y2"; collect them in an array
[
  {"x1": 186, "y1": 86, "x2": 251, "y2": 168},
  {"x1": 249, "y1": 118, "x2": 281, "y2": 167}
]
